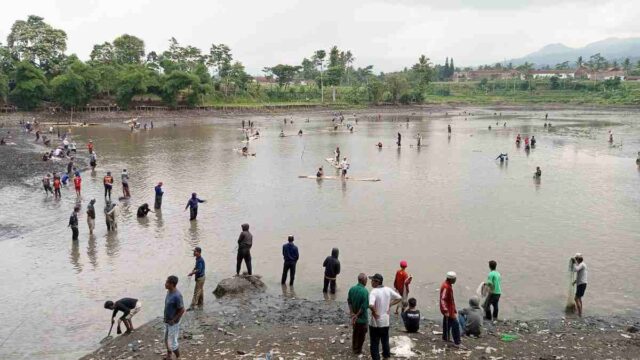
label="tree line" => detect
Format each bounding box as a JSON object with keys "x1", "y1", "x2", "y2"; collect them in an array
[{"x1": 0, "y1": 15, "x2": 462, "y2": 109}]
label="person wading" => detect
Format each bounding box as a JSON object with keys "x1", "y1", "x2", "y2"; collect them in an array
[
  {"x1": 86, "y1": 199, "x2": 96, "y2": 235},
  {"x1": 440, "y1": 271, "x2": 461, "y2": 347},
  {"x1": 236, "y1": 223, "x2": 253, "y2": 275},
  {"x1": 184, "y1": 193, "x2": 205, "y2": 221},
  {"x1": 322, "y1": 248, "x2": 340, "y2": 294},
  {"x1": 121, "y1": 169, "x2": 130, "y2": 198},
  {"x1": 187, "y1": 247, "x2": 206, "y2": 311},
  {"x1": 347, "y1": 273, "x2": 369, "y2": 355},
  {"x1": 103, "y1": 171, "x2": 113, "y2": 201},
  {"x1": 571, "y1": 253, "x2": 588, "y2": 317},
  {"x1": 281, "y1": 235, "x2": 299, "y2": 286},
  {"x1": 137, "y1": 203, "x2": 152, "y2": 218},
  {"x1": 484, "y1": 260, "x2": 502, "y2": 320},
  {"x1": 68, "y1": 206, "x2": 80, "y2": 241},
  {"x1": 368, "y1": 273, "x2": 402, "y2": 360},
  {"x1": 163, "y1": 275, "x2": 185, "y2": 359},
  {"x1": 155, "y1": 182, "x2": 164, "y2": 209}
]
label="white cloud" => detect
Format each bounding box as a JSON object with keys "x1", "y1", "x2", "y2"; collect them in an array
[{"x1": 0, "y1": 0, "x2": 638, "y2": 73}]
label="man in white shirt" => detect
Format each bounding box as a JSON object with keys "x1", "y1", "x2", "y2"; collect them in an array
[
  {"x1": 368, "y1": 273, "x2": 402, "y2": 360},
  {"x1": 340, "y1": 157, "x2": 350, "y2": 177}
]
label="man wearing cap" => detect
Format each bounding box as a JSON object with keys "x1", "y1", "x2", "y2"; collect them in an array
[
  {"x1": 348, "y1": 273, "x2": 369, "y2": 355},
  {"x1": 187, "y1": 247, "x2": 205, "y2": 310},
  {"x1": 571, "y1": 253, "x2": 588, "y2": 317},
  {"x1": 368, "y1": 273, "x2": 402, "y2": 360},
  {"x1": 281, "y1": 235, "x2": 299, "y2": 286},
  {"x1": 440, "y1": 271, "x2": 461, "y2": 347}
]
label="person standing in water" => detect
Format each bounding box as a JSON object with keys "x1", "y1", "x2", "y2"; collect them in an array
[
  {"x1": 335, "y1": 147, "x2": 341, "y2": 163},
  {"x1": 87, "y1": 199, "x2": 96, "y2": 235},
  {"x1": 236, "y1": 223, "x2": 253, "y2": 275},
  {"x1": 571, "y1": 253, "x2": 588, "y2": 317},
  {"x1": 534, "y1": 166, "x2": 542, "y2": 178},
  {"x1": 90, "y1": 152, "x2": 97, "y2": 170},
  {"x1": 103, "y1": 172, "x2": 114, "y2": 201},
  {"x1": 187, "y1": 247, "x2": 206, "y2": 311},
  {"x1": 416, "y1": 133, "x2": 422, "y2": 147},
  {"x1": 281, "y1": 235, "x2": 299, "y2": 286},
  {"x1": 42, "y1": 174, "x2": 53, "y2": 196},
  {"x1": 448, "y1": 124, "x2": 452, "y2": 135},
  {"x1": 121, "y1": 169, "x2": 130, "y2": 198},
  {"x1": 68, "y1": 206, "x2": 80, "y2": 241},
  {"x1": 397, "y1": 132, "x2": 402, "y2": 147},
  {"x1": 137, "y1": 203, "x2": 152, "y2": 218},
  {"x1": 73, "y1": 173, "x2": 82, "y2": 197},
  {"x1": 340, "y1": 157, "x2": 350, "y2": 177},
  {"x1": 53, "y1": 174, "x2": 62, "y2": 199},
  {"x1": 184, "y1": 193, "x2": 205, "y2": 221},
  {"x1": 322, "y1": 248, "x2": 341, "y2": 294},
  {"x1": 104, "y1": 201, "x2": 117, "y2": 231},
  {"x1": 154, "y1": 182, "x2": 164, "y2": 209},
  {"x1": 316, "y1": 167, "x2": 324, "y2": 178}
]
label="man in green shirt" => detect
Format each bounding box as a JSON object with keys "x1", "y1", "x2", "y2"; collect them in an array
[
  {"x1": 347, "y1": 273, "x2": 369, "y2": 355},
  {"x1": 485, "y1": 260, "x2": 502, "y2": 320}
]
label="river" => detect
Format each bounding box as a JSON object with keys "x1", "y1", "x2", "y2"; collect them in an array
[{"x1": 0, "y1": 108, "x2": 639, "y2": 358}]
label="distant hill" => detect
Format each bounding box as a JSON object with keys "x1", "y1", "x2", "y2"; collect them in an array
[{"x1": 503, "y1": 37, "x2": 640, "y2": 68}]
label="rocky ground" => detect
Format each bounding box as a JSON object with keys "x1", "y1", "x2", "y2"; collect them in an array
[{"x1": 81, "y1": 290, "x2": 640, "y2": 360}]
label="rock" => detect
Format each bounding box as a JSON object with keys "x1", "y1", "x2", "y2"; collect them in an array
[
  {"x1": 627, "y1": 326, "x2": 638, "y2": 333},
  {"x1": 213, "y1": 275, "x2": 267, "y2": 298}
]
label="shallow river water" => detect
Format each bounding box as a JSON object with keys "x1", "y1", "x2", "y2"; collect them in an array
[{"x1": 0, "y1": 108, "x2": 639, "y2": 358}]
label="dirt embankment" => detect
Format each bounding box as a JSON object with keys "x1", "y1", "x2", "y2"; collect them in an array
[{"x1": 81, "y1": 292, "x2": 640, "y2": 360}]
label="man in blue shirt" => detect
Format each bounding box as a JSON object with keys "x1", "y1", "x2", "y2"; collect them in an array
[
  {"x1": 184, "y1": 193, "x2": 205, "y2": 221},
  {"x1": 281, "y1": 235, "x2": 299, "y2": 286},
  {"x1": 188, "y1": 247, "x2": 205, "y2": 310},
  {"x1": 154, "y1": 182, "x2": 164, "y2": 209}
]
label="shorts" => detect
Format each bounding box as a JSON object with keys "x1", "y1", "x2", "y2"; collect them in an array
[
  {"x1": 164, "y1": 322, "x2": 180, "y2": 351},
  {"x1": 576, "y1": 283, "x2": 587, "y2": 298},
  {"x1": 125, "y1": 301, "x2": 142, "y2": 320}
]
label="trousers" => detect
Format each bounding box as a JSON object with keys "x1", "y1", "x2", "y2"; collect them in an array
[
  {"x1": 191, "y1": 276, "x2": 205, "y2": 308},
  {"x1": 236, "y1": 248, "x2": 252, "y2": 275},
  {"x1": 442, "y1": 315, "x2": 460, "y2": 345},
  {"x1": 323, "y1": 277, "x2": 337, "y2": 294},
  {"x1": 485, "y1": 293, "x2": 500, "y2": 320},
  {"x1": 369, "y1": 326, "x2": 390, "y2": 360},
  {"x1": 352, "y1": 323, "x2": 367, "y2": 354},
  {"x1": 281, "y1": 261, "x2": 297, "y2": 285}
]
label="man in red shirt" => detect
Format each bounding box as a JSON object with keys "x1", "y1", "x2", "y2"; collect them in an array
[
  {"x1": 393, "y1": 260, "x2": 412, "y2": 314},
  {"x1": 440, "y1": 271, "x2": 461, "y2": 347}
]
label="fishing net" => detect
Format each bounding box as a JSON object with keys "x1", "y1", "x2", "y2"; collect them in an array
[{"x1": 565, "y1": 258, "x2": 576, "y2": 313}]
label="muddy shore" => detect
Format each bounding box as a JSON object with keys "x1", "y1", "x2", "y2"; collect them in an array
[{"x1": 81, "y1": 292, "x2": 640, "y2": 360}]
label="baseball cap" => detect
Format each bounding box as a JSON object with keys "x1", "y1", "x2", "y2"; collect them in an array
[
  {"x1": 446, "y1": 271, "x2": 457, "y2": 279},
  {"x1": 400, "y1": 260, "x2": 408, "y2": 268},
  {"x1": 369, "y1": 273, "x2": 383, "y2": 282}
]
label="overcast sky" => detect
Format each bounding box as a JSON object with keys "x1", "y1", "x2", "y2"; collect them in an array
[{"x1": 1, "y1": 0, "x2": 638, "y2": 74}]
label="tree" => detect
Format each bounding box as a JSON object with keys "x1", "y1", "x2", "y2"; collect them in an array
[
  {"x1": 623, "y1": 58, "x2": 631, "y2": 73},
  {"x1": 115, "y1": 65, "x2": 158, "y2": 109},
  {"x1": 549, "y1": 76, "x2": 560, "y2": 90},
  {"x1": 312, "y1": 50, "x2": 326, "y2": 102},
  {"x1": 90, "y1": 42, "x2": 115, "y2": 64},
  {"x1": 367, "y1": 78, "x2": 385, "y2": 104},
  {"x1": 161, "y1": 71, "x2": 202, "y2": 107},
  {"x1": 411, "y1": 55, "x2": 433, "y2": 95},
  {"x1": 0, "y1": 43, "x2": 16, "y2": 75},
  {"x1": 7, "y1": 16, "x2": 67, "y2": 76},
  {"x1": 227, "y1": 61, "x2": 251, "y2": 92},
  {"x1": 9, "y1": 61, "x2": 47, "y2": 109},
  {"x1": 325, "y1": 46, "x2": 344, "y2": 86},
  {"x1": 0, "y1": 72, "x2": 8, "y2": 104},
  {"x1": 113, "y1": 34, "x2": 145, "y2": 64},
  {"x1": 264, "y1": 64, "x2": 301, "y2": 87},
  {"x1": 51, "y1": 60, "x2": 99, "y2": 109},
  {"x1": 449, "y1": 58, "x2": 455, "y2": 77},
  {"x1": 555, "y1": 61, "x2": 570, "y2": 70},
  {"x1": 385, "y1": 73, "x2": 409, "y2": 103},
  {"x1": 300, "y1": 58, "x2": 317, "y2": 81},
  {"x1": 576, "y1": 56, "x2": 583, "y2": 68},
  {"x1": 588, "y1": 53, "x2": 607, "y2": 71},
  {"x1": 208, "y1": 43, "x2": 233, "y2": 78}
]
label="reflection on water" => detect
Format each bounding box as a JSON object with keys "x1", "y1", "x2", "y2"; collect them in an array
[{"x1": 1, "y1": 108, "x2": 640, "y2": 359}]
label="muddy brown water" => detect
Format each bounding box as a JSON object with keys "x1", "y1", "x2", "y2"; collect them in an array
[{"x1": 0, "y1": 108, "x2": 639, "y2": 359}]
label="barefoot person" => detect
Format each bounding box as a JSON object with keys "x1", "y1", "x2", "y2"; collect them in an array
[
  {"x1": 104, "y1": 298, "x2": 142, "y2": 335},
  {"x1": 163, "y1": 275, "x2": 185, "y2": 359},
  {"x1": 440, "y1": 271, "x2": 461, "y2": 347},
  {"x1": 86, "y1": 199, "x2": 96, "y2": 235},
  {"x1": 281, "y1": 235, "x2": 299, "y2": 286},
  {"x1": 184, "y1": 193, "x2": 205, "y2": 221},
  {"x1": 236, "y1": 223, "x2": 253, "y2": 275},
  {"x1": 572, "y1": 253, "x2": 588, "y2": 317},
  {"x1": 187, "y1": 247, "x2": 205, "y2": 311}
]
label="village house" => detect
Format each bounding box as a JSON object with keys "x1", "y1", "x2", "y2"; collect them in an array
[
  {"x1": 529, "y1": 69, "x2": 575, "y2": 79},
  {"x1": 590, "y1": 69, "x2": 625, "y2": 81},
  {"x1": 453, "y1": 70, "x2": 523, "y2": 82}
]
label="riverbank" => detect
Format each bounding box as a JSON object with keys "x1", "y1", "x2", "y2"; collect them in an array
[{"x1": 81, "y1": 293, "x2": 640, "y2": 360}]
